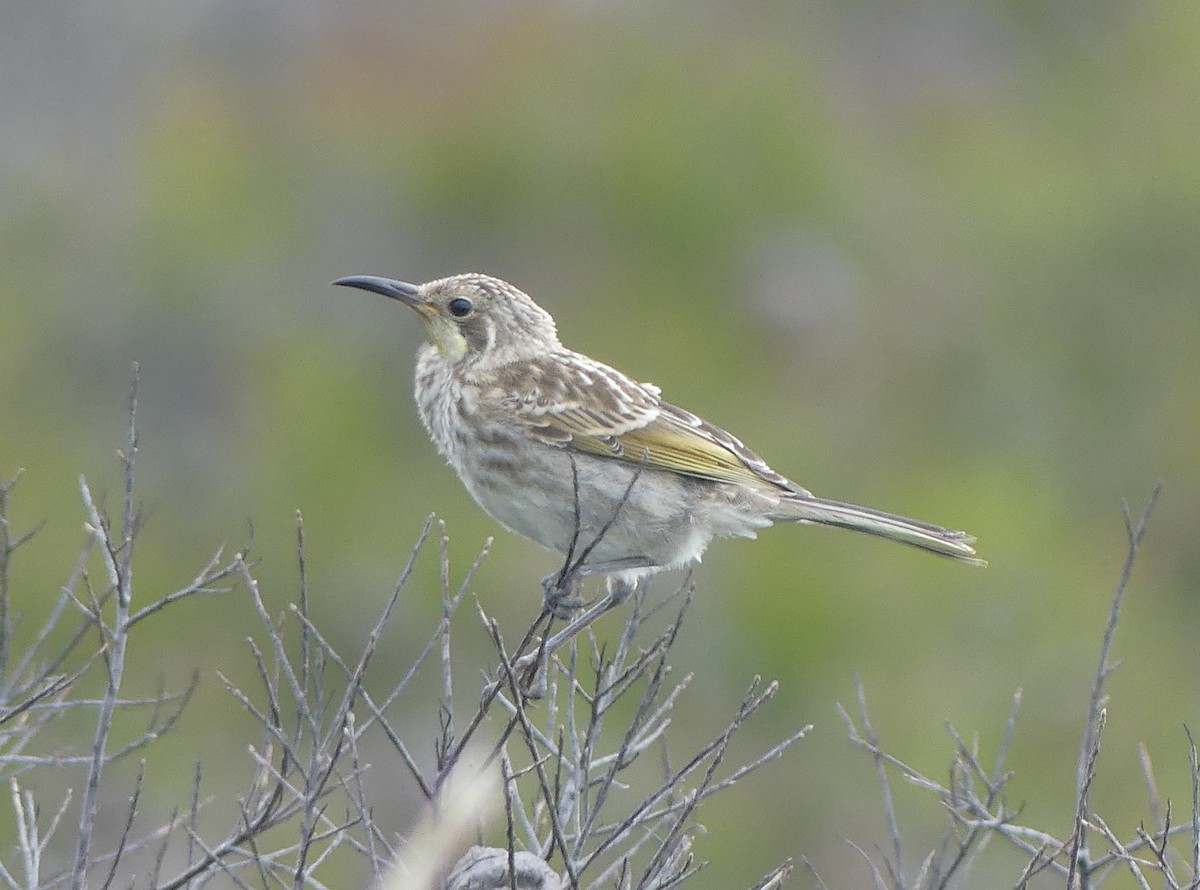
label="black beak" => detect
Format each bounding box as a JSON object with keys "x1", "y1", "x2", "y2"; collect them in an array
[{"x1": 332, "y1": 275, "x2": 428, "y2": 311}]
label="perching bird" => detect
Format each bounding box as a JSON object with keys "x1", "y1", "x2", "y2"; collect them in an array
[{"x1": 335, "y1": 273, "x2": 982, "y2": 609}]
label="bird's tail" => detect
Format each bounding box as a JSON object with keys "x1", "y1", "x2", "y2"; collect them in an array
[{"x1": 773, "y1": 495, "x2": 984, "y2": 566}]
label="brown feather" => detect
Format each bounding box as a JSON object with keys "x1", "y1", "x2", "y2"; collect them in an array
[{"x1": 492, "y1": 350, "x2": 806, "y2": 494}]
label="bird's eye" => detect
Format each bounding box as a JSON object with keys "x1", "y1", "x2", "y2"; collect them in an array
[{"x1": 447, "y1": 297, "x2": 474, "y2": 318}]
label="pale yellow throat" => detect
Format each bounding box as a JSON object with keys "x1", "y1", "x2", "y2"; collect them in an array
[{"x1": 423, "y1": 317, "x2": 468, "y2": 360}]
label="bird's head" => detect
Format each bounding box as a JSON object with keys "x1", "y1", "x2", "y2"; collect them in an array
[{"x1": 334, "y1": 273, "x2": 560, "y2": 365}]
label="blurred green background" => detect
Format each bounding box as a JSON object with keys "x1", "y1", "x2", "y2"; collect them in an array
[{"x1": 2, "y1": 0, "x2": 1198, "y2": 886}]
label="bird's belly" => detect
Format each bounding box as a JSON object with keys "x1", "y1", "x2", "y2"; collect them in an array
[{"x1": 457, "y1": 443, "x2": 773, "y2": 572}]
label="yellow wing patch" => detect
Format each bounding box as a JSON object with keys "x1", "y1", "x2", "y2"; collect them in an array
[{"x1": 568, "y1": 419, "x2": 782, "y2": 491}]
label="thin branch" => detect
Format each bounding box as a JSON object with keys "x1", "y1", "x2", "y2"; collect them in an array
[
  {"x1": 1188, "y1": 724, "x2": 1199, "y2": 884},
  {"x1": 1077, "y1": 483, "x2": 1160, "y2": 802},
  {"x1": 1067, "y1": 709, "x2": 1105, "y2": 890},
  {"x1": 71, "y1": 367, "x2": 140, "y2": 890},
  {"x1": 853, "y1": 674, "x2": 906, "y2": 889}
]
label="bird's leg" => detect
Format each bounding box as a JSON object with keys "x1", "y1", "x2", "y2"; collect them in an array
[
  {"x1": 543, "y1": 556, "x2": 652, "y2": 617},
  {"x1": 515, "y1": 575, "x2": 649, "y2": 697},
  {"x1": 514, "y1": 574, "x2": 660, "y2": 701},
  {"x1": 608, "y1": 576, "x2": 637, "y2": 605},
  {"x1": 543, "y1": 556, "x2": 653, "y2": 617},
  {"x1": 575, "y1": 556, "x2": 654, "y2": 605}
]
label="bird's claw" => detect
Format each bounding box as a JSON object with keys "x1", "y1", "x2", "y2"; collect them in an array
[{"x1": 541, "y1": 573, "x2": 592, "y2": 619}]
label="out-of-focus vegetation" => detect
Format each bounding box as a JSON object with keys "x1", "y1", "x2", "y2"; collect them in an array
[{"x1": 1, "y1": 1, "x2": 1197, "y2": 886}]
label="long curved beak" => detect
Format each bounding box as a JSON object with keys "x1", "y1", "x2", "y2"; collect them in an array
[{"x1": 333, "y1": 276, "x2": 432, "y2": 315}]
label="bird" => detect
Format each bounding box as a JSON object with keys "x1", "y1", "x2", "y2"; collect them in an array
[{"x1": 334, "y1": 273, "x2": 982, "y2": 611}]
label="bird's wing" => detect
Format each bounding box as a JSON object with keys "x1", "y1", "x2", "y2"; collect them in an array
[{"x1": 492, "y1": 352, "x2": 804, "y2": 494}]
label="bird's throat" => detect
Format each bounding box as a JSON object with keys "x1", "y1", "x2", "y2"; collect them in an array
[{"x1": 424, "y1": 318, "x2": 468, "y2": 361}]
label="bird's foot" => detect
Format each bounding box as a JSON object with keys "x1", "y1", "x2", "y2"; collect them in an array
[
  {"x1": 542, "y1": 556, "x2": 652, "y2": 618},
  {"x1": 541, "y1": 572, "x2": 590, "y2": 619}
]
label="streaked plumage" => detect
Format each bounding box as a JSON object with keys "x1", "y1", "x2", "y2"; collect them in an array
[{"x1": 335, "y1": 273, "x2": 982, "y2": 599}]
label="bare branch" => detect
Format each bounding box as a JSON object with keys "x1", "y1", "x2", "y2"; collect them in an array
[{"x1": 1077, "y1": 484, "x2": 1160, "y2": 802}]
